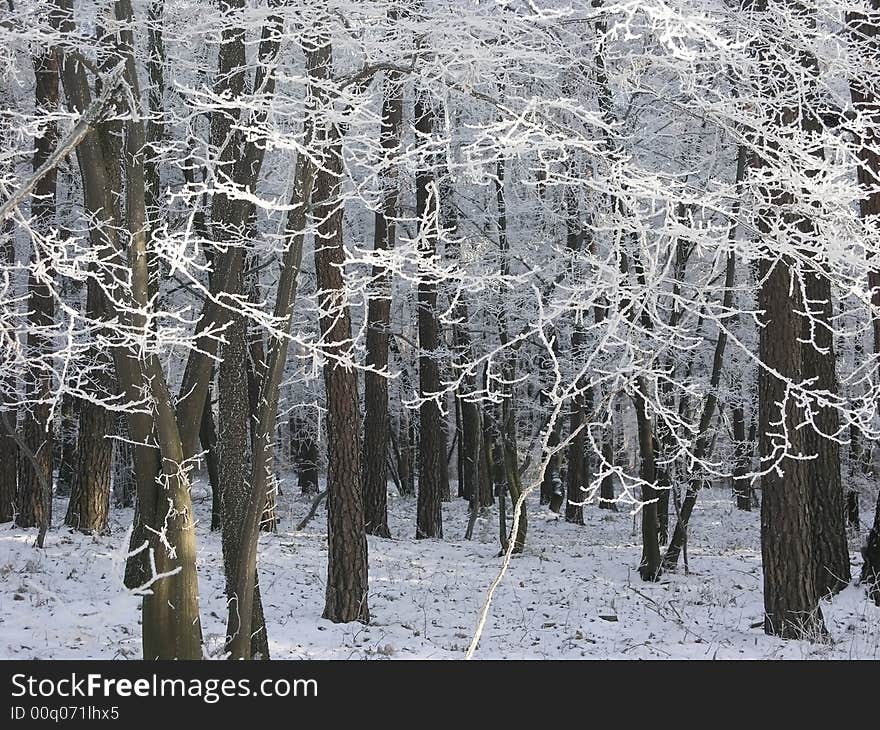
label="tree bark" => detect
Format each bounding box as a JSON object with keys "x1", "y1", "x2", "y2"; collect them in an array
[
  {"x1": 414, "y1": 89, "x2": 444, "y2": 539},
  {"x1": 801, "y1": 265, "x2": 850, "y2": 596},
  {"x1": 64, "y1": 283, "x2": 113, "y2": 535},
  {"x1": 17, "y1": 42, "x2": 59, "y2": 534},
  {"x1": 219, "y1": 290, "x2": 269, "y2": 659},
  {"x1": 362, "y1": 58, "x2": 402, "y2": 539},
  {"x1": 312, "y1": 68, "x2": 370, "y2": 623}
]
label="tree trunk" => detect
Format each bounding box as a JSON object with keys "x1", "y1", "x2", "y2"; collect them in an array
[
  {"x1": 414, "y1": 89, "x2": 444, "y2": 539},
  {"x1": 801, "y1": 265, "x2": 850, "y2": 596},
  {"x1": 634, "y1": 380, "x2": 661, "y2": 581},
  {"x1": 732, "y1": 404, "x2": 753, "y2": 510},
  {"x1": 362, "y1": 59, "x2": 402, "y2": 539},
  {"x1": 17, "y1": 43, "x2": 59, "y2": 533},
  {"x1": 313, "y1": 103, "x2": 370, "y2": 625},
  {"x1": 292, "y1": 418, "x2": 320, "y2": 495},
  {"x1": 57, "y1": 0, "x2": 204, "y2": 658},
  {"x1": 64, "y1": 287, "x2": 113, "y2": 535},
  {"x1": 0, "y1": 218, "x2": 17, "y2": 523},
  {"x1": 219, "y1": 295, "x2": 269, "y2": 659},
  {"x1": 200, "y1": 379, "x2": 222, "y2": 531},
  {"x1": 758, "y1": 254, "x2": 826, "y2": 638}
]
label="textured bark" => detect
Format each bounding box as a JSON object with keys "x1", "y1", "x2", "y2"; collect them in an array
[
  {"x1": 65, "y1": 273, "x2": 114, "y2": 535},
  {"x1": 243, "y1": 272, "x2": 277, "y2": 533},
  {"x1": 313, "y1": 87, "x2": 370, "y2": 623},
  {"x1": 362, "y1": 62, "x2": 402, "y2": 539},
  {"x1": 801, "y1": 267, "x2": 850, "y2": 596},
  {"x1": 17, "y1": 43, "x2": 59, "y2": 533},
  {"x1": 219, "y1": 302, "x2": 269, "y2": 659},
  {"x1": 414, "y1": 90, "x2": 444, "y2": 539},
  {"x1": 759, "y1": 256, "x2": 826, "y2": 638},
  {"x1": 64, "y1": 397, "x2": 113, "y2": 534}
]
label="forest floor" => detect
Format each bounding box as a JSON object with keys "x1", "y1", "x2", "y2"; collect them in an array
[{"x1": 1, "y1": 479, "x2": 878, "y2": 659}]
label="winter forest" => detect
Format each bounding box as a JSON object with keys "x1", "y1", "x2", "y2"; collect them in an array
[{"x1": 1, "y1": 0, "x2": 880, "y2": 661}]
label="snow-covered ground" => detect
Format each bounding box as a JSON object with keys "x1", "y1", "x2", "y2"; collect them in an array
[{"x1": 1, "y1": 479, "x2": 878, "y2": 659}]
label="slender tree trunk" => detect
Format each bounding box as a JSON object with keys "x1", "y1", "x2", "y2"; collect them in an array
[
  {"x1": 219, "y1": 292, "x2": 269, "y2": 659},
  {"x1": 414, "y1": 89, "x2": 443, "y2": 539},
  {"x1": 17, "y1": 43, "x2": 59, "y2": 533},
  {"x1": 362, "y1": 60, "x2": 402, "y2": 539},
  {"x1": 662, "y1": 145, "x2": 747, "y2": 569},
  {"x1": 0, "y1": 218, "x2": 18, "y2": 523},
  {"x1": 634, "y1": 380, "x2": 661, "y2": 581},
  {"x1": 732, "y1": 404, "x2": 752, "y2": 510},
  {"x1": 200, "y1": 379, "x2": 222, "y2": 531}
]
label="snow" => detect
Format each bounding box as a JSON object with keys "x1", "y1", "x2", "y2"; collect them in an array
[{"x1": 1, "y1": 479, "x2": 878, "y2": 660}]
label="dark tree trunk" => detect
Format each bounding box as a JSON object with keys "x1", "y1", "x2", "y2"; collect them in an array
[
  {"x1": 0, "y1": 406, "x2": 16, "y2": 523},
  {"x1": 655, "y1": 438, "x2": 670, "y2": 545},
  {"x1": 362, "y1": 60, "x2": 402, "y2": 539},
  {"x1": 314, "y1": 123, "x2": 370, "y2": 623},
  {"x1": 759, "y1": 255, "x2": 826, "y2": 638},
  {"x1": 17, "y1": 44, "x2": 59, "y2": 533},
  {"x1": 64, "y1": 400, "x2": 113, "y2": 534},
  {"x1": 200, "y1": 380, "x2": 222, "y2": 530},
  {"x1": 414, "y1": 89, "x2": 444, "y2": 540},
  {"x1": 64, "y1": 285, "x2": 113, "y2": 535},
  {"x1": 564, "y1": 393, "x2": 586, "y2": 525},
  {"x1": 634, "y1": 381, "x2": 661, "y2": 581},
  {"x1": 732, "y1": 404, "x2": 753, "y2": 510},
  {"x1": 394, "y1": 405, "x2": 415, "y2": 496},
  {"x1": 801, "y1": 266, "x2": 850, "y2": 596},
  {"x1": 58, "y1": 0, "x2": 204, "y2": 658},
  {"x1": 294, "y1": 420, "x2": 320, "y2": 495}
]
